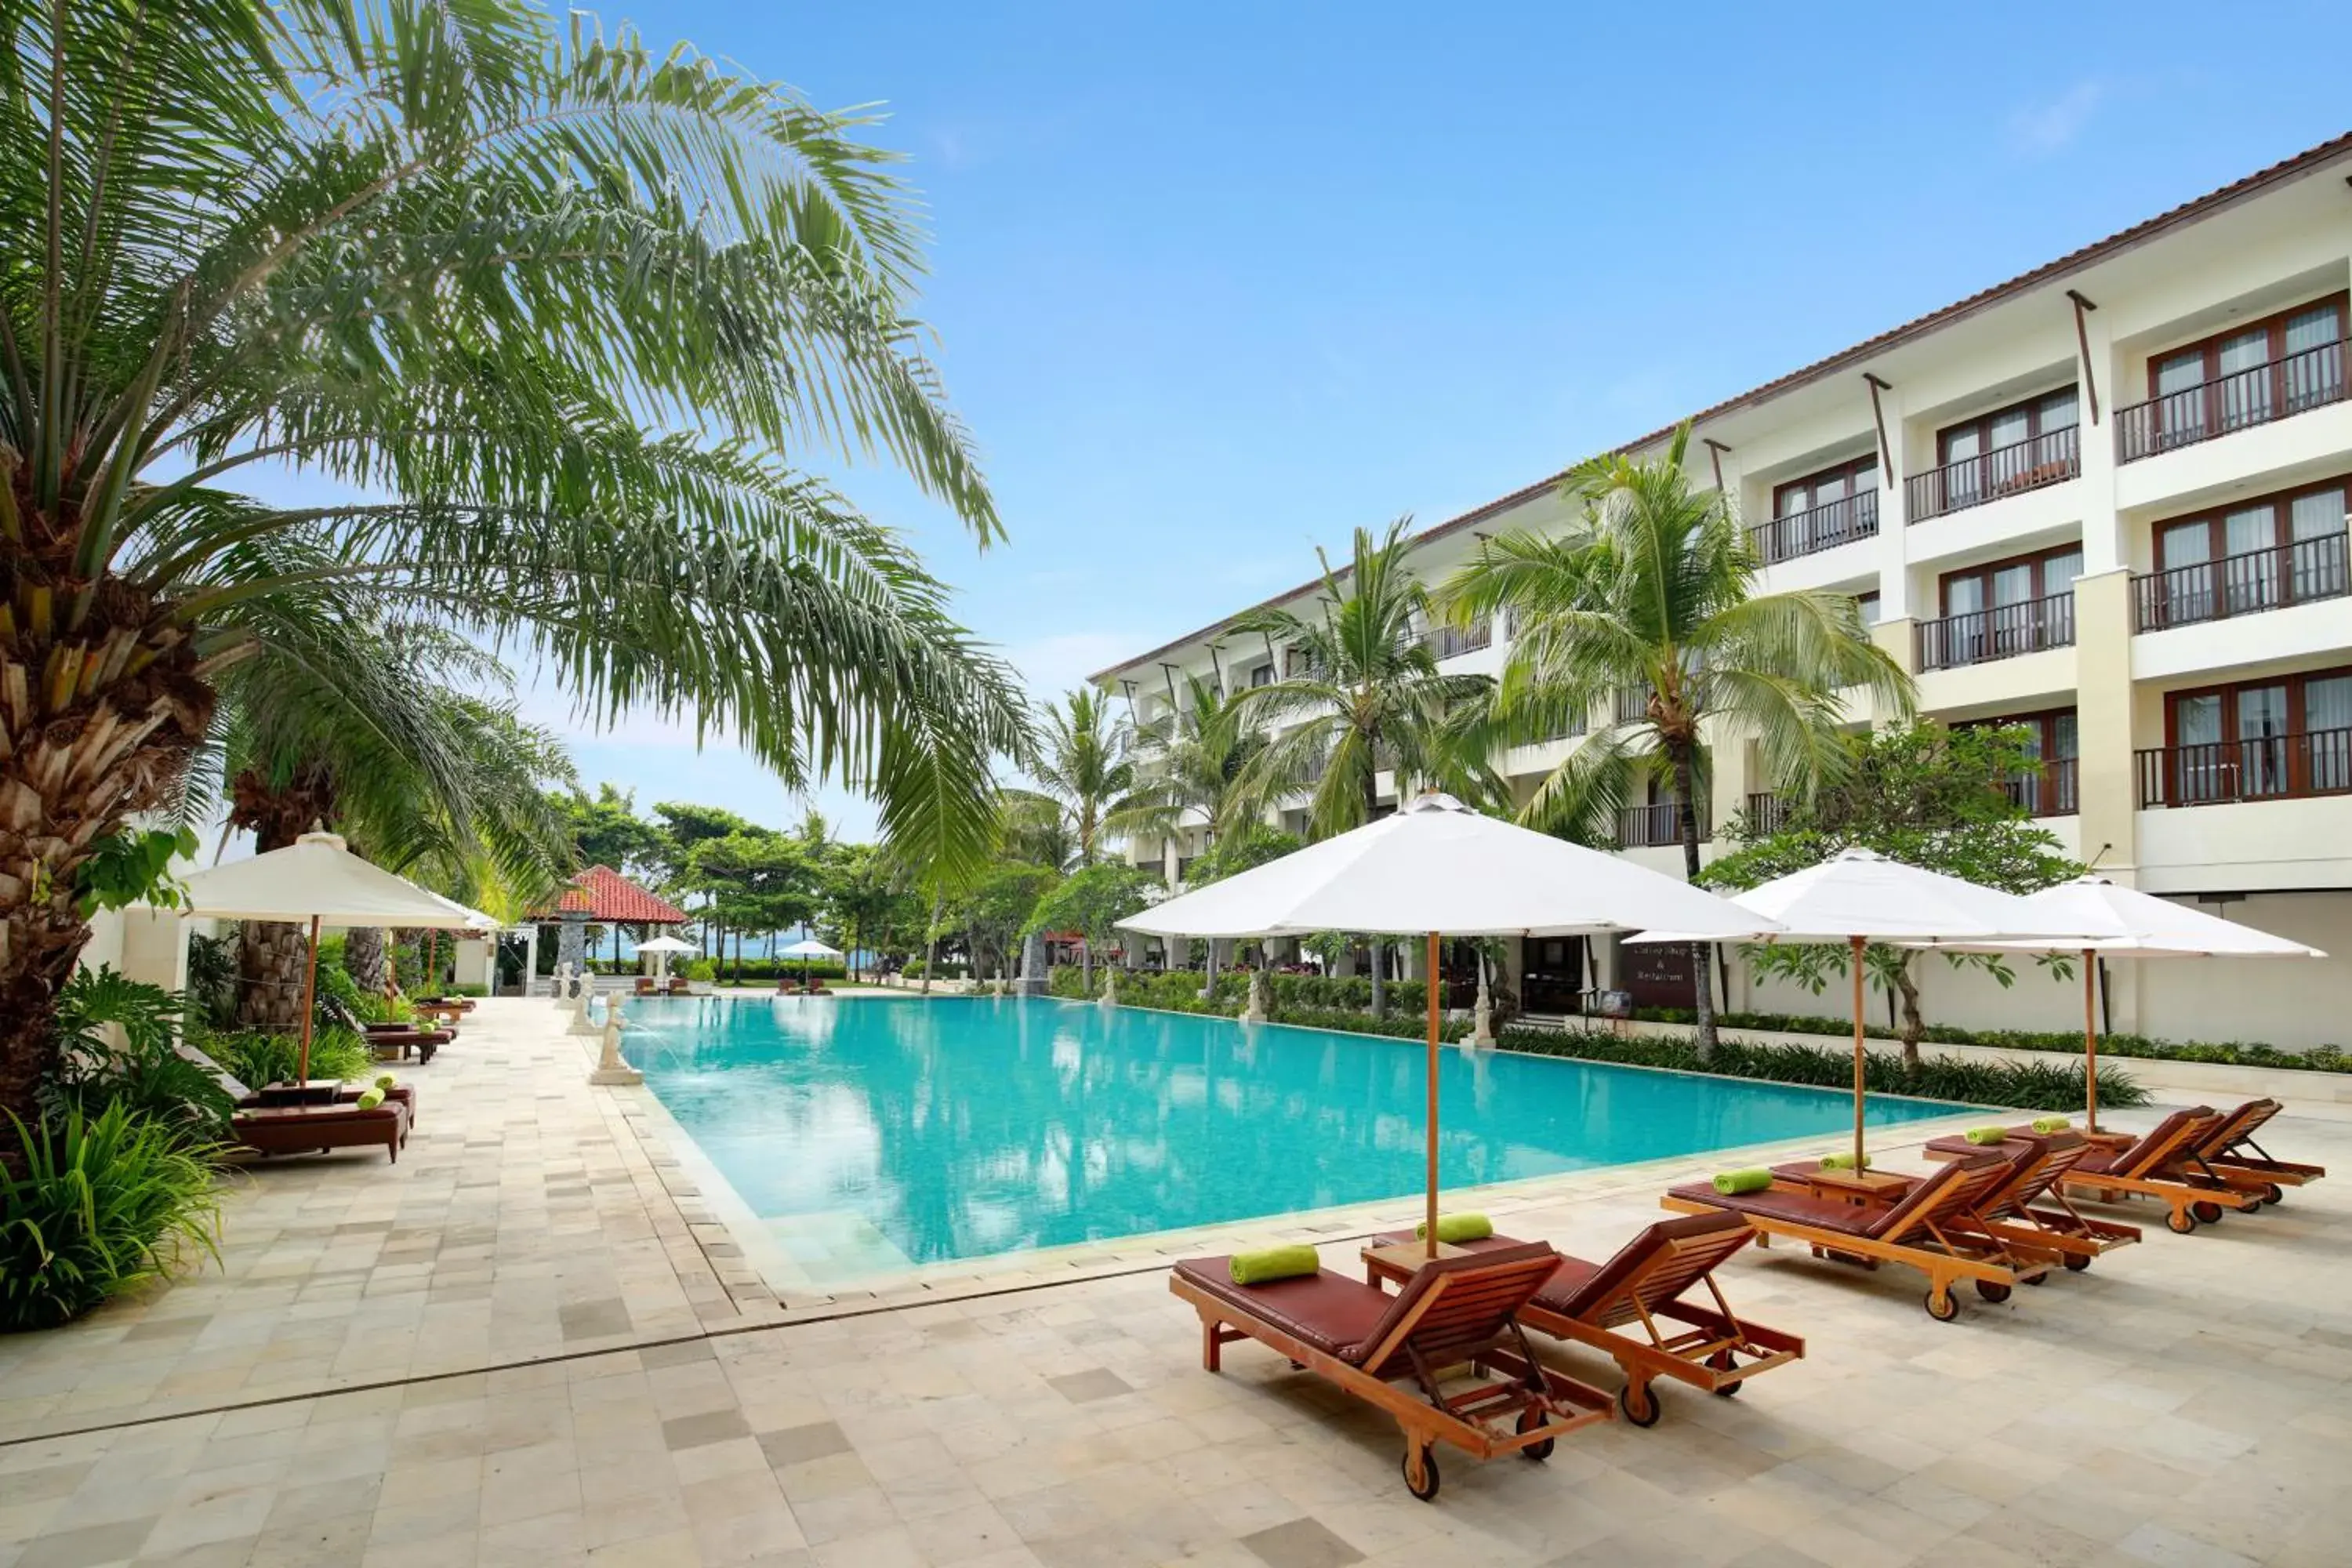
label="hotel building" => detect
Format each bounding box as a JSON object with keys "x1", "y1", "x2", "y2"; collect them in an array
[{"x1": 1094, "y1": 133, "x2": 2352, "y2": 1050}]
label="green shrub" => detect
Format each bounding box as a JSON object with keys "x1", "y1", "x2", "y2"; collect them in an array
[
  {"x1": 199, "y1": 1025, "x2": 374, "y2": 1088},
  {"x1": 904, "y1": 960, "x2": 970, "y2": 979},
  {"x1": 1630, "y1": 1007, "x2": 2352, "y2": 1076},
  {"x1": 684, "y1": 959, "x2": 717, "y2": 982},
  {"x1": 450, "y1": 983, "x2": 489, "y2": 998},
  {"x1": 1, "y1": 1105, "x2": 224, "y2": 1330}
]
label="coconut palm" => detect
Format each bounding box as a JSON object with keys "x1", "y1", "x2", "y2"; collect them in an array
[
  {"x1": 1029, "y1": 688, "x2": 1137, "y2": 867},
  {"x1": 1441, "y1": 425, "x2": 1913, "y2": 1054},
  {"x1": 1223, "y1": 520, "x2": 1496, "y2": 1016},
  {"x1": 1105, "y1": 672, "x2": 1261, "y2": 858},
  {"x1": 0, "y1": 0, "x2": 1029, "y2": 1129}
]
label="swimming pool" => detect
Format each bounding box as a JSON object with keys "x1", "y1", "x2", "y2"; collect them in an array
[{"x1": 627, "y1": 995, "x2": 1968, "y2": 1284}]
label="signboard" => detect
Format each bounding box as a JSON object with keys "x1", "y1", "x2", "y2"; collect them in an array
[{"x1": 1622, "y1": 941, "x2": 1698, "y2": 1009}]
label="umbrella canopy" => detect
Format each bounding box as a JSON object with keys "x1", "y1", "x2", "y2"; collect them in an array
[
  {"x1": 178, "y1": 832, "x2": 477, "y2": 1085},
  {"x1": 634, "y1": 935, "x2": 699, "y2": 954},
  {"x1": 1120, "y1": 793, "x2": 1777, "y2": 1261},
  {"x1": 776, "y1": 938, "x2": 844, "y2": 958},
  {"x1": 1121, "y1": 793, "x2": 1778, "y2": 941},
  {"x1": 1631, "y1": 848, "x2": 2109, "y2": 1168}
]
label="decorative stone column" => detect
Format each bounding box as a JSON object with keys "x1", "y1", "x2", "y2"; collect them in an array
[
  {"x1": 556, "y1": 912, "x2": 587, "y2": 986},
  {"x1": 589, "y1": 997, "x2": 644, "y2": 1086},
  {"x1": 1016, "y1": 931, "x2": 1047, "y2": 996},
  {"x1": 1471, "y1": 962, "x2": 1497, "y2": 1049}
]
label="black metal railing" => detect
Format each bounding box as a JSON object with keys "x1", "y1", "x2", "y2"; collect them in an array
[
  {"x1": 2136, "y1": 729, "x2": 2352, "y2": 808},
  {"x1": 1283, "y1": 646, "x2": 1323, "y2": 678},
  {"x1": 1915, "y1": 592, "x2": 2075, "y2": 671},
  {"x1": 2005, "y1": 757, "x2": 2079, "y2": 817},
  {"x1": 2118, "y1": 338, "x2": 2348, "y2": 463},
  {"x1": 1905, "y1": 425, "x2": 2079, "y2": 522},
  {"x1": 2132, "y1": 533, "x2": 2350, "y2": 631},
  {"x1": 1614, "y1": 684, "x2": 1653, "y2": 724},
  {"x1": 1420, "y1": 620, "x2": 1491, "y2": 660},
  {"x1": 1174, "y1": 856, "x2": 1196, "y2": 884},
  {"x1": 1744, "y1": 791, "x2": 1788, "y2": 834},
  {"x1": 1748, "y1": 489, "x2": 1878, "y2": 564},
  {"x1": 1617, "y1": 802, "x2": 1709, "y2": 848}
]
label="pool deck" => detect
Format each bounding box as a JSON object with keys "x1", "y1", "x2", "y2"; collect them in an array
[{"x1": 0, "y1": 997, "x2": 2345, "y2": 1566}]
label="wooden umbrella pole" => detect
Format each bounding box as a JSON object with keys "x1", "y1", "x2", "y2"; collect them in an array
[
  {"x1": 296, "y1": 915, "x2": 323, "y2": 1086},
  {"x1": 1850, "y1": 934, "x2": 1867, "y2": 1172},
  {"x1": 2082, "y1": 949, "x2": 2100, "y2": 1134},
  {"x1": 1425, "y1": 931, "x2": 1441, "y2": 1262}
]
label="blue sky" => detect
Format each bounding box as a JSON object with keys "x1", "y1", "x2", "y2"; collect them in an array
[{"x1": 532, "y1": 2, "x2": 2348, "y2": 837}]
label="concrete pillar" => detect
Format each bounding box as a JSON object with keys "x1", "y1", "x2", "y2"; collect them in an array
[
  {"x1": 1868, "y1": 617, "x2": 1919, "y2": 725},
  {"x1": 2074, "y1": 300, "x2": 2125, "y2": 577},
  {"x1": 452, "y1": 937, "x2": 492, "y2": 993},
  {"x1": 1871, "y1": 379, "x2": 1914, "y2": 620},
  {"x1": 118, "y1": 908, "x2": 189, "y2": 992},
  {"x1": 2072, "y1": 568, "x2": 2140, "y2": 882}
]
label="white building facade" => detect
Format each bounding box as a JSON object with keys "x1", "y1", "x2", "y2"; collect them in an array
[{"x1": 1095, "y1": 132, "x2": 2352, "y2": 1050}]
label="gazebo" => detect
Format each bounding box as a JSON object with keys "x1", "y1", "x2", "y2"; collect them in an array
[{"x1": 530, "y1": 865, "x2": 691, "y2": 989}]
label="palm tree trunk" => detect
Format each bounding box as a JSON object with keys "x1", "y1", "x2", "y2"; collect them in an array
[
  {"x1": 236, "y1": 920, "x2": 312, "y2": 1032},
  {"x1": 1891, "y1": 954, "x2": 1925, "y2": 1068},
  {"x1": 922, "y1": 896, "x2": 943, "y2": 994},
  {"x1": 1671, "y1": 745, "x2": 1718, "y2": 1062},
  {"x1": 1080, "y1": 937, "x2": 1094, "y2": 996},
  {"x1": 346, "y1": 927, "x2": 387, "y2": 994}
]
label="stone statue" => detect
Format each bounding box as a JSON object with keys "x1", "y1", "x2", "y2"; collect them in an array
[
  {"x1": 1100, "y1": 967, "x2": 1120, "y2": 1007},
  {"x1": 1471, "y1": 958, "x2": 1497, "y2": 1049},
  {"x1": 1243, "y1": 968, "x2": 1270, "y2": 1025},
  {"x1": 551, "y1": 961, "x2": 571, "y2": 1004},
  {"x1": 590, "y1": 997, "x2": 644, "y2": 1086},
  {"x1": 1016, "y1": 931, "x2": 1047, "y2": 996}
]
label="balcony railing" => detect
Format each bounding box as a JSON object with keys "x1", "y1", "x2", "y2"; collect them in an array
[
  {"x1": 1174, "y1": 855, "x2": 1196, "y2": 884},
  {"x1": 1905, "y1": 425, "x2": 2079, "y2": 522},
  {"x1": 1915, "y1": 592, "x2": 2074, "y2": 671},
  {"x1": 2136, "y1": 728, "x2": 2352, "y2": 808},
  {"x1": 2132, "y1": 533, "x2": 2350, "y2": 631},
  {"x1": 2118, "y1": 338, "x2": 2348, "y2": 463},
  {"x1": 1614, "y1": 684, "x2": 1653, "y2": 724},
  {"x1": 1744, "y1": 791, "x2": 1789, "y2": 835},
  {"x1": 1617, "y1": 802, "x2": 1709, "y2": 848},
  {"x1": 1283, "y1": 647, "x2": 1323, "y2": 678},
  {"x1": 2005, "y1": 757, "x2": 2079, "y2": 817},
  {"x1": 1748, "y1": 489, "x2": 1878, "y2": 565},
  {"x1": 1420, "y1": 620, "x2": 1491, "y2": 660}
]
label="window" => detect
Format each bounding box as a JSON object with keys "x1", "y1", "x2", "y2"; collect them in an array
[
  {"x1": 1855, "y1": 591, "x2": 1881, "y2": 626},
  {"x1": 1757, "y1": 455, "x2": 1878, "y2": 562},
  {"x1": 1922, "y1": 546, "x2": 2080, "y2": 666},
  {"x1": 2149, "y1": 294, "x2": 2348, "y2": 442},
  {"x1": 2143, "y1": 477, "x2": 2350, "y2": 627},
  {"x1": 1249, "y1": 662, "x2": 1274, "y2": 688},
  {"x1": 1923, "y1": 386, "x2": 2080, "y2": 514},
  {"x1": 1958, "y1": 710, "x2": 2078, "y2": 816},
  {"x1": 2160, "y1": 667, "x2": 2352, "y2": 804}
]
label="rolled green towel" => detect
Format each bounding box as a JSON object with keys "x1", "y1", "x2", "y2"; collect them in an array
[
  {"x1": 2031, "y1": 1115, "x2": 2071, "y2": 1134},
  {"x1": 1228, "y1": 1245, "x2": 1319, "y2": 1286},
  {"x1": 1413, "y1": 1213, "x2": 1494, "y2": 1243},
  {"x1": 374, "y1": 1073, "x2": 397, "y2": 1091},
  {"x1": 1965, "y1": 1125, "x2": 2010, "y2": 1146},
  {"x1": 1819, "y1": 1152, "x2": 1871, "y2": 1171},
  {"x1": 1712, "y1": 1169, "x2": 1772, "y2": 1195},
  {"x1": 354, "y1": 1088, "x2": 386, "y2": 1111}
]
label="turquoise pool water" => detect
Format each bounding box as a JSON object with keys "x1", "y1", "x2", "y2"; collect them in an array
[{"x1": 626, "y1": 996, "x2": 1966, "y2": 1283}]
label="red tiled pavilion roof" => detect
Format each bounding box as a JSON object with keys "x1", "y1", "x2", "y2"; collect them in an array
[{"x1": 532, "y1": 865, "x2": 688, "y2": 924}]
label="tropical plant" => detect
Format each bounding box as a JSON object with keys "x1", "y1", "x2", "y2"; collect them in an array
[
  {"x1": 1, "y1": 1103, "x2": 224, "y2": 1330},
  {"x1": 1225, "y1": 520, "x2": 1495, "y2": 1016},
  {"x1": 946, "y1": 860, "x2": 1060, "y2": 982},
  {"x1": 198, "y1": 1024, "x2": 372, "y2": 1090},
  {"x1": 1030, "y1": 689, "x2": 1139, "y2": 866},
  {"x1": 1703, "y1": 722, "x2": 2082, "y2": 1064},
  {"x1": 993, "y1": 787, "x2": 1079, "y2": 873},
  {"x1": 1440, "y1": 426, "x2": 1913, "y2": 1055},
  {"x1": 1107, "y1": 672, "x2": 1263, "y2": 852},
  {"x1": 72, "y1": 826, "x2": 201, "y2": 919},
  {"x1": 0, "y1": 0, "x2": 1028, "y2": 1140},
  {"x1": 1024, "y1": 862, "x2": 1161, "y2": 996},
  {"x1": 39, "y1": 969, "x2": 234, "y2": 1146}
]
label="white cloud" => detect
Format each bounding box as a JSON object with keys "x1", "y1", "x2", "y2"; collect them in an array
[{"x1": 2008, "y1": 81, "x2": 2105, "y2": 158}]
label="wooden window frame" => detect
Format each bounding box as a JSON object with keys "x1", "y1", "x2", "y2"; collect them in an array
[
  {"x1": 1935, "y1": 385, "x2": 2081, "y2": 467},
  {"x1": 1772, "y1": 454, "x2": 1878, "y2": 517},
  {"x1": 1937, "y1": 543, "x2": 2084, "y2": 616},
  {"x1": 2151, "y1": 474, "x2": 2352, "y2": 572},
  {"x1": 2164, "y1": 666, "x2": 2352, "y2": 751},
  {"x1": 1955, "y1": 707, "x2": 2078, "y2": 815},
  {"x1": 1855, "y1": 590, "x2": 1881, "y2": 626},
  {"x1": 2147, "y1": 291, "x2": 2350, "y2": 396}
]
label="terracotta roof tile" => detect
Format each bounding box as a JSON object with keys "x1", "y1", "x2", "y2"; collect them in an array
[{"x1": 532, "y1": 866, "x2": 688, "y2": 924}]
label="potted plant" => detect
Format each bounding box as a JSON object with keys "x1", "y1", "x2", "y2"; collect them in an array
[{"x1": 684, "y1": 958, "x2": 718, "y2": 996}]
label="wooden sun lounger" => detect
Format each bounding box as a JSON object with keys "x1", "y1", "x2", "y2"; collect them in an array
[
  {"x1": 233, "y1": 1101, "x2": 411, "y2": 1163},
  {"x1": 361, "y1": 1023, "x2": 452, "y2": 1064},
  {"x1": 1664, "y1": 1152, "x2": 2048, "y2": 1321},
  {"x1": 2180, "y1": 1099, "x2": 2325, "y2": 1203},
  {"x1": 1170, "y1": 1243, "x2": 1613, "y2": 1501},
  {"x1": 1979, "y1": 1107, "x2": 2259, "y2": 1234},
  {"x1": 1365, "y1": 1214, "x2": 1803, "y2": 1427},
  {"x1": 238, "y1": 1082, "x2": 418, "y2": 1125},
  {"x1": 1818, "y1": 1132, "x2": 2140, "y2": 1273}
]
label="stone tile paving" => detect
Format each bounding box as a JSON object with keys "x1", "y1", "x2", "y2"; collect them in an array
[{"x1": 2, "y1": 999, "x2": 2348, "y2": 1566}]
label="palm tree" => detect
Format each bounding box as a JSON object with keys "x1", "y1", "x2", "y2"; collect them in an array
[
  {"x1": 1031, "y1": 689, "x2": 1136, "y2": 866},
  {"x1": 1441, "y1": 425, "x2": 1913, "y2": 1054},
  {"x1": 0, "y1": 0, "x2": 1029, "y2": 1130},
  {"x1": 1224, "y1": 521, "x2": 1495, "y2": 1016},
  {"x1": 1105, "y1": 672, "x2": 1261, "y2": 862}
]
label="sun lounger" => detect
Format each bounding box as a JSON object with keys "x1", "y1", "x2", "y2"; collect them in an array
[
  {"x1": 238, "y1": 1083, "x2": 417, "y2": 1125},
  {"x1": 1365, "y1": 1214, "x2": 1803, "y2": 1426},
  {"x1": 233, "y1": 1100, "x2": 411, "y2": 1163},
  {"x1": 360, "y1": 1023, "x2": 452, "y2": 1064},
  {"x1": 1170, "y1": 1243, "x2": 1613, "y2": 1501},
  {"x1": 1824, "y1": 1134, "x2": 2140, "y2": 1273},
  {"x1": 1940, "y1": 1108, "x2": 2257, "y2": 1235},
  {"x1": 1664, "y1": 1152, "x2": 2047, "y2": 1321},
  {"x1": 2180, "y1": 1099, "x2": 2325, "y2": 1203}
]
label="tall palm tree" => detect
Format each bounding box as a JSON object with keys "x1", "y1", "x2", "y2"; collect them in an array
[
  {"x1": 1105, "y1": 672, "x2": 1261, "y2": 856},
  {"x1": 1030, "y1": 688, "x2": 1136, "y2": 866},
  {"x1": 1224, "y1": 521, "x2": 1495, "y2": 1016},
  {"x1": 0, "y1": 0, "x2": 1028, "y2": 1129},
  {"x1": 1441, "y1": 426, "x2": 1913, "y2": 1054}
]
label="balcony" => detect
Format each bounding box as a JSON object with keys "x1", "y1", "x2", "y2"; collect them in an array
[
  {"x1": 1614, "y1": 684, "x2": 1653, "y2": 724},
  {"x1": 2117, "y1": 338, "x2": 2347, "y2": 463},
  {"x1": 1904, "y1": 426, "x2": 2079, "y2": 522},
  {"x1": 2005, "y1": 757, "x2": 2078, "y2": 817},
  {"x1": 1282, "y1": 647, "x2": 1323, "y2": 679},
  {"x1": 1174, "y1": 855, "x2": 1196, "y2": 884},
  {"x1": 2132, "y1": 534, "x2": 2350, "y2": 631},
  {"x1": 1419, "y1": 620, "x2": 1491, "y2": 660},
  {"x1": 1915, "y1": 593, "x2": 2074, "y2": 672},
  {"x1": 1744, "y1": 791, "x2": 1789, "y2": 834},
  {"x1": 2136, "y1": 729, "x2": 2352, "y2": 808},
  {"x1": 1748, "y1": 490, "x2": 1878, "y2": 565},
  {"x1": 1617, "y1": 801, "x2": 1709, "y2": 848}
]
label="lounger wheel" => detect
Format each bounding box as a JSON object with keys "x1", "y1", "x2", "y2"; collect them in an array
[
  {"x1": 2167, "y1": 1208, "x2": 2198, "y2": 1235},
  {"x1": 1401, "y1": 1446, "x2": 1440, "y2": 1502},
  {"x1": 2263, "y1": 1183, "x2": 2285, "y2": 1205},
  {"x1": 2190, "y1": 1200, "x2": 2224, "y2": 1225},
  {"x1": 2063, "y1": 1254, "x2": 2092, "y2": 1272},
  {"x1": 2021, "y1": 1272, "x2": 2046, "y2": 1286},
  {"x1": 1515, "y1": 1406, "x2": 1555, "y2": 1461},
  {"x1": 1617, "y1": 1382, "x2": 1661, "y2": 1428},
  {"x1": 1924, "y1": 1288, "x2": 1961, "y2": 1323},
  {"x1": 1707, "y1": 1350, "x2": 1742, "y2": 1396},
  {"x1": 2238, "y1": 1196, "x2": 2263, "y2": 1214},
  {"x1": 1974, "y1": 1280, "x2": 2012, "y2": 1305}
]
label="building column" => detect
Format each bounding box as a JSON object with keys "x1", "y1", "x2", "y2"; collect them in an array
[
  {"x1": 2074, "y1": 299, "x2": 2125, "y2": 577},
  {"x1": 1871, "y1": 378, "x2": 1914, "y2": 621},
  {"x1": 2072, "y1": 568, "x2": 2140, "y2": 882}
]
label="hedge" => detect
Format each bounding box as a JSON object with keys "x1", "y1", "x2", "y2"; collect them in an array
[
  {"x1": 1058, "y1": 966, "x2": 1438, "y2": 1015},
  {"x1": 1632, "y1": 1006, "x2": 2352, "y2": 1076}
]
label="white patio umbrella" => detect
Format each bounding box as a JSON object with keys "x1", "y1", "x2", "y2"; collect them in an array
[
  {"x1": 1119, "y1": 793, "x2": 1778, "y2": 1258},
  {"x1": 634, "y1": 933, "x2": 698, "y2": 981},
  {"x1": 1631, "y1": 848, "x2": 2102, "y2": 1171},
  {"x1": 776, "y1": 936, "x2": 844, "y2": 992},
  {"x1": 1900, "y1": 876, "x2": 2325, "y2": 1132},
  {"x1": 178, "y1": 831, "x2": 477, "y2": 1084}
]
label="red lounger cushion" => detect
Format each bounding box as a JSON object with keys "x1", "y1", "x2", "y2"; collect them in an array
[{"x1": 1173, "y1": 1259, "x2": 1396, "y2": 1361}]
